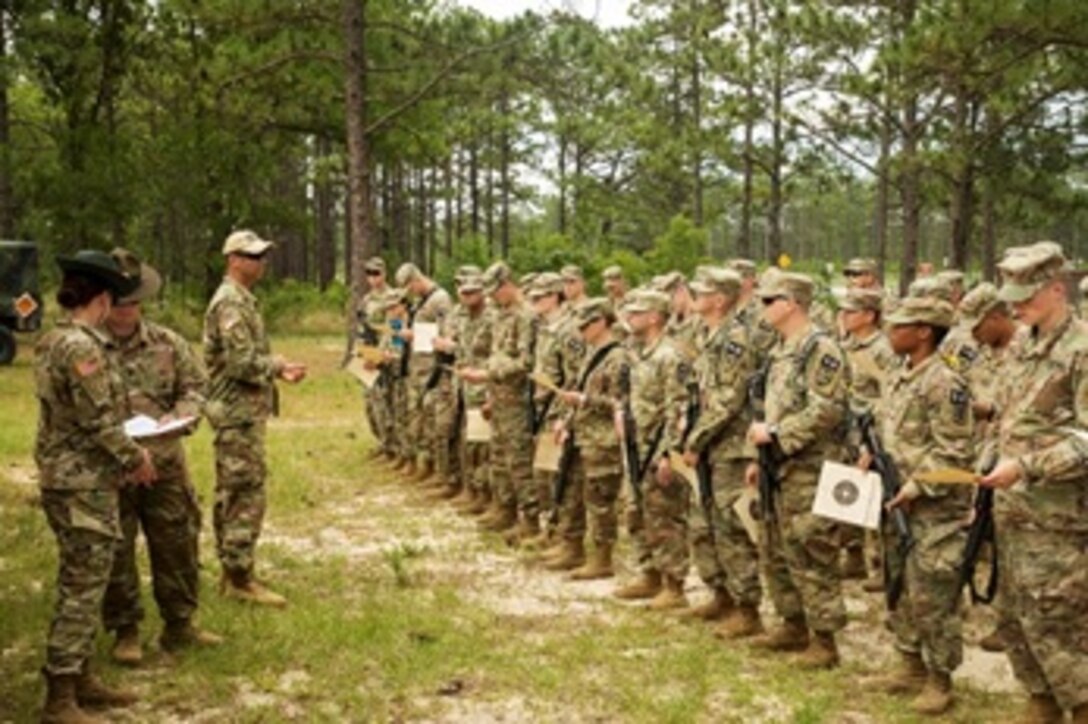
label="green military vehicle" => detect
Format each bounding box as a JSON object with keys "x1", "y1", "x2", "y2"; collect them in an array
[{"x1": 0, "y1": 240, "x2": 43, "y2": 364}]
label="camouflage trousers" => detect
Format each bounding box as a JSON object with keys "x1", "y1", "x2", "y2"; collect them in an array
[
  {"x1": 889, "y1": 518, "x2": 966, "y2": 674},
  {"x1": 407, "y1": 360, "x2": 433, "y2": 465},
  {"x1": 212, "y1": 422, "x2": 267, "y2": 578},
  {"x1": 390, "y1": 376, "x2": 410, "y2": 460},
  {"x1": 432, "y1": 377, "x2": 462, "y2": 485},
  {"x1": 761, "y1": 462, "x2": 847, "y2": 633},
  {"x1": 999, "y1": 526, "x2": 1088, "y2": 710},
  {"x1": 627, "y1": 472, "x2": 690, "y2": 580},
  {"x1": 364, "y1": 375, "x2": 394, "y2": 454},
  {"x1": 41, "y1": 488, "x2": 120, "y2": 676},
  {"x1": 698, "y1": 458, "x2": 761, "y2": 607},
  {"x1": 571, "y1": 448, "x2": 622, "y2": 547},
  {"x1": 461, "y1": 412, "x2": 491, "y2": 494},
  {"x1": 488, "y1": 394, "x2": 535, "y2": 516},
  {"x1": 102, "y1": 443, "x2": 201, "y2": 632}
]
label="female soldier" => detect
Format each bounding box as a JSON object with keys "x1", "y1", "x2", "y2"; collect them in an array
[{"x1": 35, "y1": 250, "x2": 156, "y2": 723}]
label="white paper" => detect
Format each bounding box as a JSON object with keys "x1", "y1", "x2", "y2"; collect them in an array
[
  {"x1": 466, "y1": 408, "x2": 491, "y2": 442},
  {"x1": 124, "y1": 414, "x2": 197, "y2": 440},
  {"x1": 732, "y1": 487, "x2": 760, "y2": 545},
  {"x1": 412, "y1": 322, "x2": 438, "y2": 353},
  {"x1": 812, "y1": 461, "x2": 883, "y2": 530},
  {"x1": 533, "y1": 434, "x2": 561, "y2": 471},
  {"x1": 346, "y1": 357, "x2": 380, "y2": 389}
]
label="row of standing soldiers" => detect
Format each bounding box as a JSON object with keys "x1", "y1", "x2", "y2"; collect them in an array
[{"x1": 351, "y1": 244, "x2": 1087, "y2": 722}]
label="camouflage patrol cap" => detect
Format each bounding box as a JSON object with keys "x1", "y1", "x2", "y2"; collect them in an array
[
  {"x1": 757, "y1": 265, "x2": 782, "y2": 290},
  {"x1": 560, "y1": 264, "x2": 584, "y2": 281},
  {"x1": 519, "y1": 272, "x2": 540, "y2": 288},
  {"x1": 885, "y1": 295, "x2": 954, "y2": 328},
  {"x1": 840, "y1": 287, "x2": 883, "y2": 313},
  {"x1": 758, "y1": 271, "x2": 815, "y2": 306},
  {"x1": 958, "y1": 282, "x2": 1003, "y2": 330},
  {"x1": 997, "y1": 241, "x2": 1069, "y2": 303},
  {"x1": 382, "y1": 288, "x2": 409, "y2": 309},
  {"x1": 457, "y1": 274, "x2": 484, "y2": 293},
  {"x1": 693, "y1": 264, "x2": 719, "y2": 282},
  {"x1": 395, "y1": 262, "x2": 422, "y2": 286},
  {"x1": 528, "y1": 272, "x2": 564, "y2": 298},
  {"x1": 690, "y1": 268, "x2": 741, "y2": 297},
  {"x1": 574, "y1": 297, "x2": 611, "y2": 328},
  {"x1": 602, "y1": 265, "x2": 624, "y2": 281},
  {"x1": 454, "y1": 264, "x2": 481, "y2": 282},
  {"x1": 483, "y1": 261, "x2": 516, "y2": 293},
  {"x1": 364, "y1": 256, "x2": 387, "y2": 273},
  {"x1": 844, "y1": 258, "x2": 878, "y2": 275},
  {"x1": 623, "y1": 289, "x2": 670, "y2": 316},
  {"x1": 908, "y1": 276, "x2": 954, "y2": 303},
  {"x1": 726, "y1": 258, "x2": 757, "y2": 278},
  {"x1": 110, "y1": 248, "x2": 162, "y2": 304},
  {"x1": 652, "y1": 271, "x2": 687, "y2": 293},
  {"x1": 936, "y1": 269, "x2": 965, "y2": 286},
  {"x1": 222, "y1": 229, "x2": 274, "y2": 256}
]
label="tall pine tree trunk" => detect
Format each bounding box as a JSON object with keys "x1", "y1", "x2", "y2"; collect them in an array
[{"x1": 343, "y1": 0, "x2": 374, "y2": 302}]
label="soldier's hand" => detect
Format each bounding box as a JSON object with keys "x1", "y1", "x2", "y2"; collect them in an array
[
  {"x1": 558, "y1": 390, "x2": 584, "y2": 407},
  {"x1": 886, "y1": 487, "x2": 913, "y2": 511},
  {"x1": 433, "y1": 336, "x2": 454, "y2": 353},
  {"x1": 655, "y1": 457, "x2": 672, "y2": 486},
  {"x1": 979, "y1": 459, "x2": 1023, "y2": 490},
  {"x1": 553, "y1": 421, "x2": 567, "y2": 445},
  {"x1": 397, "y1": 328, "x2": 414, "y2": 342},
  {"x1": 748, "y1": 422, "x2": 772, "y2": 445},
  {"x1": 682, "y1": 450, "x2": 697, "y2": 468},
  {"x1": 280, "y1": 362, "x2": 307, "y2": 383},
  {"x1": 130, "y1": 448, "x2": 158, "y2": 486},
  {"x1": 744, "y1": 463, "x2": 759, "y2": 488},
  {"x1": 856, "y1": 450, "x2": 873, "y2": 472}
]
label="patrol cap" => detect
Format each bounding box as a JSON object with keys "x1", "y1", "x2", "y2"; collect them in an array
[
  {"x1": 652, "y1": 271, "x2": 687, "y2": 293},
  {"x1": 457, "y1": 275, "x2": 484, "y2": 294},
  {"x1": 602, "y1": 265, "x2": 624, "y2": 281},
  {"x1": 958, "y1": 282, "x2": 1003, "y2": 330},
  {"x1": 623, "y1": 289, "x2": 670, "y2": 316},
  {"x1": 726, "y1": 258, "x2": 757, "y2": 278},
  {"x1": 382, "y1": 288, "x2": 409, "y2": 309},
  {"x1": 560, "y1": 264, "x2": 584, "y2": 281},
  {"x1": 907, "y1": 276, "x2": 953, "y2": 303},
  {"x1": 757, "y1": 265, "x2": 782, "y2": 290},
  {"x1": 527, "y1": 272, "x2": 563, "y2": 299},
  {"x1": 997, "y1": 241, "x2": 1069, "y2": 303},
  {"x1": 455, "y1": 264, "x2": 482, "y2": 280},
  {"x1": 222, "y1": 229, "x2": 274, "y2": 257},
  {"x1": 110, "y1": 248, "x2": 162, "y2": 304},
  {"x1": 56, "y1": 250, "x2": 139, "y2": 297},
  {"x1": 690, "y1": 268, "x2": 742, "y2": 297},
  {"x1": 364, "y1": 256, "x2": 386, "y2": 273},
  {"x1": 757, "y1": 271, "x2": 815, "y2": 306},
  {"x1": 519, "y1": 272, "x2": 540, "y2": 289},
  {"x1": 844, "y1": 258, "x2": 878, "y2": 275},
  {"x1": 936, "y1": 269, "x2": 965, "y2": 286},
  {"x1": 574, "y1": 297, "x2": 611, "y2": 328},
  {"x1": 483, "y1": 261, "x2": 516, "y2": 294},
  {"x1": 885, "y1": 296, "x2": 955, "y2": 328},
  {"x1": 840, "y1": 287, "x2": 883, "y2": 313},
  {"x1": 395, "y1": 262, "x2": 422, "y2": 286}
]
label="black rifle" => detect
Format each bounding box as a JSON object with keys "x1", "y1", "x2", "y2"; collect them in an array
[
  {"x1": 858, "y1": 410, "x2": 915, "y2": 611},
  {"x1": 526, "y1": 316, "x2": 540, "y2": 434},
  {"x1": 681, "y1": 380, "x2": 714, "y2": 507},
  {"x1": 957, "y1": 459, "x2": 998, "y2": 605},
  {"x1": 748, "y1": 363, "x2": 780, "y2": 521},
  {"x1": 424, "y1": 350, "x2": 455, "y2": 392},
  {"x1": 618, "y1": 365, "x2": 644, "y2": 505}
]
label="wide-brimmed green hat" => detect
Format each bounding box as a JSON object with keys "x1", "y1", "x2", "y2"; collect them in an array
[
  {"x1": 110, "y1": 247, "x2": 162, "y2": 304},
  {"x1": 56, "y1": 250, "x2": 139, "y2": 297}
]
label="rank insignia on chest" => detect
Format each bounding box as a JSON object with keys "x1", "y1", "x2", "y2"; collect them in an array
[
  {"x1": 676, "y1": 362, "x2": 691, "y2": 384},
  {"x1": 958, "y1": 346, "x2": 977, "y2": 363},
  {"x1": 724, "y1": 341, "x2": 744, "y2": 358},
  {"x1": 949, "y1": 387, "x2": 969, "y2": 424}
]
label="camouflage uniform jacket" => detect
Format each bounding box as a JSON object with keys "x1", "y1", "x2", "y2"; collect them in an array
[
  {"x1": 686, "y1": 315, "x2": 755, "y2": 462},
  {"x1": 455, "y1": 305, "x2": 492, "y2": 408},
  {"x1": 408, "y1": 284, "x2": 452, "y2": 375},
  {"x1": 532, "y1": 309, "x2": 564, "y2": 423},
  {"x1": 569, "y1": 338, "x2": 627, "y2": 473},
  {"x1": 35, "y1": 320, "x2": 144, "y2": 491},
  {"x1": 879, "y1": 353, "x2": 974, "y2": 524},
  {"x1": 764, "y1": 324, "x2": 850, "y2": 461},
  {"x1": 355, "y1": 286, "x2": 388, "y2": 346},
  {"x1": 203, "y1": 277, "x2": 278, "y2": 428},
  {"x1": 939, "y1": 325, "x2": 984, "y2": 385},
  {"x1": 735, "y1": 298, "x2": 779, "y2": 364},
  {"x1": 665, "y1": 313, "x2": 702, "y2": 361},
  {"x1": 630, "y1": 333, "x2": 689, "y2": 462},
  {"x1": 485, "y1": 299, "x2": 535, "y2": 404},
  {"x1": 994, "y1": 315, "x2": 1088, "y2": 533},
  {"x1": 843, "y1": 330, "x2": 898, "y2": 413},
  {"x1": 104, "y1": 321, "x2": 206, "y2": 464}
]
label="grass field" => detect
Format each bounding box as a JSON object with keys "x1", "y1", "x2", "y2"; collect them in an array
[{"x1": 0, "y1": 335, "x2": 1023, "y2": 722}]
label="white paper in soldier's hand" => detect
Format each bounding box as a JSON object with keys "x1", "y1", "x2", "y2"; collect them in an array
[
  {"x1": 124, "y1": 414, "x2": 197, "y2": 440},
  {"x1": 813, "y1": 461, "x2": 882, "y2": 530},
  {"x1": 412, "y1": 322, "x2": 438, "y2": 353}
]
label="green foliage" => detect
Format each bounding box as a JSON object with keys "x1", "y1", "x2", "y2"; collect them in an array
[
  {"x1": 261, "y1": 279, "x2": 349, "y2": 336},
  {"x1": 647, "y1": 215, "x2": 710, "y2": 277}
]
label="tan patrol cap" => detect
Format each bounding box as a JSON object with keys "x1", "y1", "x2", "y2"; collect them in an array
[
  {"x1": 652, "y1": 271, "x2": 686, "y2": 293},
  {"x1": 908, "y1": 276, "x2": 954, "y2": 303},
  {"x1": 364, "y1": 256, "x2": 386, "y2": 273},
  {"x1": 395, "y1": 262, "x2": 422, "y2": 286},
  {"x1": 758, "y1": 271, "x2": 815, "y2": 306},
  {"x1": 840, "y1": 288, "x2": 883, "y2": 313},
  {"x1": 222, "y1": 229, "x2": 274, "y2": 256},
  {"x1": 528, "y1": 272, "x2": 564, "y2": 299},
  {"x1": 936, "y1": 269, "x2": 965, "y2": 286},
  {"x1": 560, "y1": 264, "x2": 584, "y2": 281},
  {"x1": 458, "y1": 275, "x2": 484, "y2": 293},
  {"x1": 726, "y1": 258, "x2": 757, "y2": 278},
  {"x1": 997, "y1": 241, "x2": 1069, "y2": 303},
  {"x1": 845, "y1": 258, "x2": 878, "y2": 275},
  {"x1": 519, "y1": 272, "x2": 540, "y2": 288},
  {"x1": 483, "y1": 261, "x2": 516, "y2": 294},
  {"x1": 602, "y1": 265, "x2": 624, "y2": 281},
  {"x1": 885, "y1": 296, "x2": 955, "y2": 328},
  {"x1": 958, "y1": 282, "x2": 1002, "y2": 330},
  {"x1": 574, "y1": 297, "x2": 611, "y2": 327},
  {"x1": 455, "y1": 264, "x2": 481, "y2": 283},
  {"x1": 623, "y1": 289, "x2": 670, "y2": 316},
  {"x1": 690, "y1": 268, "x2": 741, "y2": 297}
]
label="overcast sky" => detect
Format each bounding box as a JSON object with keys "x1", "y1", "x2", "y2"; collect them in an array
[{"x1": 457, "y1": 0, "x2": 633, "y2": 27}]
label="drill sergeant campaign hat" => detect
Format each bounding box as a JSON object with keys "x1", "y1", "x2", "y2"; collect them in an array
[
  {"x1": 56, "y1": 250, "x2": 139, "y2": 297},
  {"x1": 996, "y1": 241, "x2": 1069, "y2": 303},
  {"x1": 222, "y1": 229, "x2": 274, "y2": 256},
  {"x1": 110, "y1": 247, "x2": 163, "y2": 304},
  {"x1": 690, "y1": 267, "x2": 742, "y2": 297},
  {"x1": 757, "y1": 271, "x2": 815, "y2": 306},
  {"x1": 885, "y1": 295, "x2": 955, "y2": 329},
  {"x1": 958, "y1": 282, "x2": 1003, "y2": 330}
]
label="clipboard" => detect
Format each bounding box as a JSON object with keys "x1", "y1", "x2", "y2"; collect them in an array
[
  {"x1": 412, "y1": 321, "x2": 438, "y2": 353},
  {"x1": 533, "y1": 434, "x2": 562, "y2": 472},
  {"x1": 733, "y1": 487, "x2": 760, "y2": 545},
  {"x1": 913, "y1": 468, "x2": 980, "y2": 485},
  {"x1": 530, "y1": 372, "x2": 562, "y2": 394},
  {"x1": 672, "y1": 455, "x2": 700, "y2": 500},
  {"x1": 355, "y1": 345, "x2": 385, "y2": 364},
  {"x1": 466, "y1": 408, "x2": 491, "y2": 442},
  {"x1": 347, "y1": 358, "x2": 381, "y2": 389}
]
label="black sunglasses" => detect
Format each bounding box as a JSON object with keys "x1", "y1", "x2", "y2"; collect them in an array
[
  {"x1": 365, "y1": 269, "x2": 383, "y2": 276},
  {"x1": 239, "y1": 252, "x2": 268, "y2": 261},
  {"x1": 761, "y1": 295, "x2": 787, "y2": 306}
]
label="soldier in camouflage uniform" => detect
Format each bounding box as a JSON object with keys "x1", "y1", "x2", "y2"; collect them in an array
[
  {"x1": 1079, "y1": 275, "x2": 1088, "y2": 318},
  {"x1": 349, "y1": 256, "x2": 393, "y2": 460},
  {"x1": 602, "y1": 265, "x2": 628, "y2": 312},
  {"x1": 204, "y1": 230, "x2": 306, "y2": 608},
  {"x1": 655, "y1": 272, "x2": 702, "y2": 360},
  {"x1": 910, "y1": 275, "x2": 989, "y2": 413},
  {"x1": 35, "y1": 250, "x2": 157, "y2": 721},
  {"x1": 728, "y1": 259, "x2": 779, "y2": 361},
  {"x1": 979, "y1": 242, "x2": 1088, "y2": 723},
  {"x1": 459, "y1": 263, "x2": 537, "y2": 538},
  {"x1": 382, "y1": 289, "x2": 413, "y2": 474},
  {"x1": 394, "y1": 263, "x2": 452, "y2": 482},
  {"x1": 746, "y1": 272, "x2": 850, "y2": 669},
  {"x1": 612, "y1": 290, "x2": 692, "y2": 609},
  {"x1": 101, "y1": 250, "x2": 220, "y2": 665},
  {"x1": 839, "y1": 288, "x2": 899, "y2": 584},
  {"x1": 844, "y1": 257, "x2": 899, "y2": 314},
  {"x1": 864, "y1": 296, "x2": 974, "y2": 715},
  {"x1": 554, "y1": 298, "x2": 628, "y2": 580},
  {"x1": 680, "y1": 269, "x2": 761, "y2": 633}
]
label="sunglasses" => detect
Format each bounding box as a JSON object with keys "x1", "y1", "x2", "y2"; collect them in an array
[
  {"x1": 365, "y1": 269, "x2": 383, "y2": 276},
  {"x1": 239, "y1": 252, "x2": 268, "y2": 262},
  {"x1": 761, "y1": 295, "x2": 788, "y2": 306}
]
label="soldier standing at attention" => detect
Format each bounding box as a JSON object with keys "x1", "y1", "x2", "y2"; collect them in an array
[
  {"x1": 863, "y1": 296, "x2": 974, "y2": 715},
  {"x1": 35, "y1": 250, "x2": 157, "y2": 721},
  {"x1": 746, "y1": 272, "x2": 850, "y2": 669},
  {"x1": 979, "y1": 242, "x2": 1088, "y2": 724},
  {"x1": 351, "y1": 256, "x2": 393, "y2": 462},
  {"x1": 102, "y1": 250, "x2": 221, "y2": 665},
  {"x1": 204, "y1": 230, "x2": 306, "y2": 608},
  {"x1": 381, "y1": 289, "x2": 413, "y2": 473},
  {"x1": 602, "y1": 265, "x2": 628, "y2": 313}
]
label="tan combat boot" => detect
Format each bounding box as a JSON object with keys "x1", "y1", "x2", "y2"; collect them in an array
[
  {"x1": 75, "y1": 664, "x2": 138, "y2": 709},
  {"x1": 911, "y1": 671, "x2": 953, "y2": 716},
  {"x1": 868, "y1": 651, "x2": 928, "y2": 695},
  {"x1": 160, "y1": 620, "x2": 225, "y2": 653},
  {"x1": 480, "y1": 505, "x2": 517, "y2": 533},
  {"x1": 544, "y1": 540, "x2": 586, "y2": 572},
  {"x1": 677, "y1": 586, "x2": 734, "y2": 622},
  {"x1": 505, "y1": 516, "x2": 541, "y2": 547},
  {"x1": 42, "y1": 673, "x2": 102, "y2": 724},
  {"x1": 613, "y1": 570, "x2": 663, "y2": 600},
  {"x1": 412, "y1": 461, "x2": 435, "y2": 483},
  {"x1": 466, "y1": 491, "x2": 491, "y2": 516},
  {"x1": 1071, "y1": 703, "x2": 1088, "y2": 724},
  {"x1": 861, "y1": 573, "x2": 885, "y2": 593},
  {"x1": 841, "y1": 547, "x2": 867, "y2": 580},
  {"x1": 750, "y1": 616, "x2": 809, "y2": 652},
  {"x1": 795, "y1": 630, "x2": 840, "y2": 669},
  {"x1": 221, "y1": 572, "x2": 288, "y2": 608},
  {"x1": 110, "y1": 625, "x2": 142, "y2": 666},
  {"x1": 1018, "y1": 694, "x2": 1064, "y2": 724},
  {"x1": 714, "y1": 605, "x2": 764, "y2": 640},
  {"x1": 648, "y1": 574, "x2": 688, "y2": 611},
  {"x1": 450, "y1": 486, "x2": 475, "y2": 508},
  {"x1": 568, "y1": 543, "x2": 614, "y2": 581}
]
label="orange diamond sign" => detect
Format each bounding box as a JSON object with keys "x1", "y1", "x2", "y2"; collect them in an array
[{"x1": 14, "y1": 293, "x2": 38, "y2": 319}]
